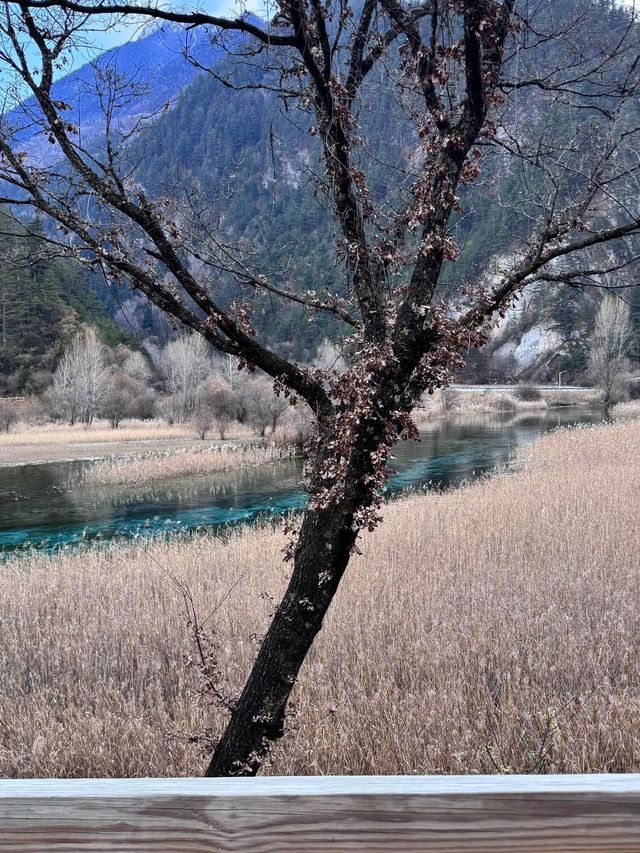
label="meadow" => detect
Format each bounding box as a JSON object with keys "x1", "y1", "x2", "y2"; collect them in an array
[{"x1": 1, "y1": 419, "x2": 640, "y2": 777}]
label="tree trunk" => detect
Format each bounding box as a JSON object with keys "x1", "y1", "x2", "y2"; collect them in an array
[
  {"x1": 205, "y1": 470, "x2": 359, "y2": 776},
  {"x1": 205, "y1": 374, "x2": 412, "y2": 776}
]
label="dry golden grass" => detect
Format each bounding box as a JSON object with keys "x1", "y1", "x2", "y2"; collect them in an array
[
  {"x1": 612, "y1": 400, "x2": 640, "y2": 420},
  {"x1": 84, "y1": 444, "x2": 297, "y2": 486},
  {"x1": 0, "y1": 419, "x2": 193, "y2": 447},
  {"x1": 416, "y1": 386, "x2": 601, "y2": 420},
  {"x1": 0, "y1": 419, "x2": 258, "y2": 465},
  {"x1": 541, "y1": 387, "x2": 603, "y2": 407},
  {"x1": 2, "y1": 420, "x2": 640, "y2": 778}
]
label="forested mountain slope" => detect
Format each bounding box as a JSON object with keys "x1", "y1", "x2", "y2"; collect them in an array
[
  {"x1": 2, "y1": 0, "x2": 639, "y2": 386},
  {"x1": 12, "y1": 24, "x2": 221, "y2": 162},
  {"x1": 123, "y1": 0, "x2": 640, "y2": 378},
  {"x1": 0, "y1": 213, "x2": 130, "y2": 394},
  {"x1": 0, "y1": 24, "x2": 220, "y2": 391}
]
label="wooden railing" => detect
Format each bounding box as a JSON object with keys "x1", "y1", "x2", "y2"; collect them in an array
[{"x1": 2, "y1": 775, "x2": 640, "y2": 851}]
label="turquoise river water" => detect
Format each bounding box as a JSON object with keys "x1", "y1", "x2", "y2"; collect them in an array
[{"x1": 0, "y1": 408, "x2": 602, "y2": 555}]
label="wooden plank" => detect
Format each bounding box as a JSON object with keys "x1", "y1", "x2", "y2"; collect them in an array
[{"x1": 2, "y1": 775, "x2": 640, "y2": 851}]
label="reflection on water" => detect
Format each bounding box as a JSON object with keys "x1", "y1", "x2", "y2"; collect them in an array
[{"x1": 0, "y1": 408, "x2": 603, "y2": 555}]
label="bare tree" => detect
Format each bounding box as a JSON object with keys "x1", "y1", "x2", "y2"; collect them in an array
[
  {"x1": 190, "y1": 383, "x2": 215, "y2": 440},
  {"x1": 273, "y1": 403, "x2": 317, "y2": 452},
  {"x1": 158, "y1": 334, "x2": 212, "y2": 422},
  {"x1": 246, "y1": 378, "x2": 289, "y2": 437},
  {"x1": 0, "y1": 0, "x2": 639, "y2": 777},
  {"x1": 101, "y1": 371, "x2": 155, "y2": 427},
  {"x1": 202, "y1": 378, "x2": 236, "y2": 440},
  {"x1": 0, "y1": 397, "x2": 18, "y2": 432},
  {"x1": 589, "y1": 294, "x2": 634, "y2": 407},
  {"x1": 46, "y1": 327, "x2": 109, "y2": 426},
  {"x1": 46, "y1": 349, "x2": 77, "y2": 425},
  {"x1": 101, "y1": 377, "x2": 134, "y2": 429},
  {"x1": 122, "y1": 350, "x2": 152, "y2": 384}
]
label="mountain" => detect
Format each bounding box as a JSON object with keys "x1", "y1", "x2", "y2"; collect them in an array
[
  {"x1": 9, "y1": 22, "x2": 222, "y2": 164},
  {"x1": 130, "y1": 67, "x2": 344, "y2": 361},
  {"x1": 0, "y1": 212, "x2": 132, "y2": 394},
  {"x1": 3, "y1": 0, "x2": 639, "y2": 387},
  {"x1": 1, "y1": 23, "x2": 223, "y2": 391},
  {"x1": 126, "y1": 0, "x2": 640, "y2": 377}
]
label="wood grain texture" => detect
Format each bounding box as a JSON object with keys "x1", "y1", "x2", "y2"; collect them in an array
[{"x1": 2, "y1": 775, "x2": 640, "y2": 851}]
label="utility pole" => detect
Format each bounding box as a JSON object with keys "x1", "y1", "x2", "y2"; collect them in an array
[{"x1": 558, "y1": 369, "x2": 568, "y2": 392}]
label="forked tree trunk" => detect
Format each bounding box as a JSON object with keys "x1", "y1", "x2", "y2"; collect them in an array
[{"x1": 205, "y1": 445, "x2": 363, "y2": 777}]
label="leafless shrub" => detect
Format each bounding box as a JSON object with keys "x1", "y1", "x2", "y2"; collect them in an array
[
  {"x1": 17, "y1": 396, "x2": 47, "y2": 426},
  {"x1": 272, "y1": 406, "x2": 316, "y2": 453},
  {"x1": 101, "y1": 374, "x2": 155, "y2": 429},
  {"x1": 245, "y1": 378, "x2": 289, "y2": 438},
  {"x1": 440, "y1": 388, "x2": 458, "y2": 413},
  {"x1": 0, "y1": 398, "x2": 18, "y2": 433},
  {"x1": 198, "y1": 379, "x2": 236, "y2": 440},
  {"x1": 489, "y1": 394, "x2": 518, "y2": 413},
  {"x1": 158, "y1": 394, "x2": 178, "y2": 426},
  {"x1": 513, "y1": 385, "x2": 542, "y2": 402},
  {"x1": 191, "y1": 405, "x2": 214, "y2": 441}
]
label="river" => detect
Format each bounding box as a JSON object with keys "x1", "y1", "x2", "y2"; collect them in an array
[{"x1": 0, "y1": 408, "x2": 603, "y2": 555}]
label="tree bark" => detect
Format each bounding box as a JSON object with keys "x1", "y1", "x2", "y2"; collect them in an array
[{"x1": 205, "y1": 481, "x2": 358, "y2": 776}]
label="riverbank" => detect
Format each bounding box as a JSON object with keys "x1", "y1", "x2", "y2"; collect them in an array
[
  {"x1": 2, "y1": 419, "x2": 640, "y2": 778},
  {"x1": 0, "y1": 420, "x2": 257, "y2": 466},
  {"x1": 416, "y1": 385, "x2": 602, "y2": 420},
  {"x1": 84, "y1": 443, "x2": 298, "y2": 487},
  {"x1": 611, "y1": 400, "x2": 640, "y2": 420},
  {"x1": 1, "y1": 390, "x2": 605, "y2": 467}
]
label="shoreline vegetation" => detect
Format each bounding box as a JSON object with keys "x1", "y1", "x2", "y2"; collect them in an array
[
  {"x1": 416, "y1": 385, "x2": 603, "y2": 420},
  {"x1": 0, "y1": 384, "x2": 609, "y2": 468},
  {"x1": 2, "y1": 419, "x2": 640, "y2": 777},
  {"x1": 83, "y1": 443, "x2": 299, "y2": 487},
  {"x1": 0, "y1": 420, "x2": 258, "y2": 466}
]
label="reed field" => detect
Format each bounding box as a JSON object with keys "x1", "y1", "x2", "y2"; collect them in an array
[
  {"x1": 84, "y1": 443, "x2": 298, "y2": 486},
  {"x1": 417, "y1": 385, "x2": 602, "y2": 419},
  {"x1": 1, "y1": 419, "x2": 640, "y2": 778},
  {"x1": 611, "y1": 400, "x2": 640, "y2": 420},
  {"x1": 0, "y1": 419, "x2": 257, "y2": 465},
  {"x1": 0, "y1": 419, "x2": 193, "y2": 447}
]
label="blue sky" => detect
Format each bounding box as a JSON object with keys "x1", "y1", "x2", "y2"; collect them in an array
[
  {"x1": 31, "y1": 0, "x2": 640, "y2": 77},
  {"x1": 90, "y1": 0, "x2": 239, "y2": 49},
  {"x1": 44, "y1": 0, "x2": 255, "y2": 78},
  {"x1": 90, "y1": 0, "x2": 637, "y2": 52}
]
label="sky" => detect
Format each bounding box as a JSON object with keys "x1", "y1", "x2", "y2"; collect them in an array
[
  {"x1": 89, "y1": 0, "x2": 250, "y2": 51},
  {"x1": 18, "y1": 0, "x2": 639, "y2": 78},
  {"x1": 89, "y1": 0, "x2": 637, "y2": 51},
  {"x1": 41, "y1": 0, "x2": 248, "y2": 77}
]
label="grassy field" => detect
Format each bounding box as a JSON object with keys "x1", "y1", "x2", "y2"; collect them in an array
[
  {"x1": 417, "y1": 386, "x2": 603, "y2": 420},
  {"x1": 0, "y1": 419, "x2": 256, "y2": 465},
  {"x1": 84, "y1": 443, "x2": 298, "y2": 486},
  {"x1": 2, "y1": 419, "x2": 640, "y2": 778}
]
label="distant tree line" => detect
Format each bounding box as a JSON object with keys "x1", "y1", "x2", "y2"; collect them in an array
[{"x1": 0, "y1": 327, "x2": 307, "y2": 440}]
